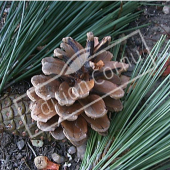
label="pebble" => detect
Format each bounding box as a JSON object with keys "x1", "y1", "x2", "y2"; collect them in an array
[
  {"x1": 77, "y1": 144, "x2": 86, "y2": 160},
  {"x1": 51, "y1": 153, "x2": 65, "y2": 164},
  {"x1": 16, "y1": 153, "x2": 22, "y2": 160},
  {"x1": 68, "y1": 146, "x2": 76, "y2": 155},
  {"x1": 160, "y1": 24, "x2": 170, "y2": 34},
  {"x1": 31, "y1": 140, "x2": 44, "y2": 147},
  {"x1": 75, "y1": 165, "x2": 80, "y2": 170},
  {"x1": 162, "y1": 6, "x2": 170, "y2": 14},
  {"x1": 17, "y1": 140, "x2": 25, "y2": 150}
]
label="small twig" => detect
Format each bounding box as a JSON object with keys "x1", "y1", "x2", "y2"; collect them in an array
[{"x1": 27, "y1": 141, "x2": 37, "y2": 157}]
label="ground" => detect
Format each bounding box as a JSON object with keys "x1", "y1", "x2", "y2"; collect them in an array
[{"x1": 0, "y1": 2, "x2": 170, "y2": 170}]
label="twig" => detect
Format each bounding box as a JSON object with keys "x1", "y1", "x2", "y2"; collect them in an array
[{"x1": 27, "y1": 141, "x2": 37, "y2": 157}]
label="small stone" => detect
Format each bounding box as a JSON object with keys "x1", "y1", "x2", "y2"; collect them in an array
[
  {"x1": 161, "y1": 24, "x2": 170, "y2": 34},
  {"x1": 16, "y1": 153, "x2": 22, "y2": 160},
  {"x1": 163, "y1": 6, "x2": 170, "y2": 14},
  {"x1": 75, "y1": 165, "x2": 80, "y2": 170},
  {"x1": 51, "y1": 153, "x2": 65, "y2": 164},
  {"x1": 68, "y1": 146, "x2": 76, "y2": 155},
  {"x1": 17, "y1": 140, "x2": 25, "y2": 150},
  {"x1": 31, "y1": 140, "x2": 44, "y2": 147},
  {"x1": 77, "y1": 144, "x2": 86, "y2": 160}
]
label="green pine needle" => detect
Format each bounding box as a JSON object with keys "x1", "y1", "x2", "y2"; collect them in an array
[
  {"x1": 0, "y1": 1, "x2": 142, "y2": 93},
  {"x1": 80, "y1": 36, "x2": 170, "y2": 170}
]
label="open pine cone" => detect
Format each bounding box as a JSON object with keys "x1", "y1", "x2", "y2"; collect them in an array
[{"x1": 27, "y1": 32, "x2": 129, "y2": 146}]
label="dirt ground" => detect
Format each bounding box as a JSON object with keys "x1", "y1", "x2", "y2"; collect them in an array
[{"x1": 0, "y1": 2, "x2": 170, "y2": 170}]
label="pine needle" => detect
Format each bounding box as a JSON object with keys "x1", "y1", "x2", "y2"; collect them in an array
[
  {"x1": 80, "y1": 36, "x2": 170, "y2": 170},
  {"x1": 0, "y1": 1, "x2": 141, "y2": 93}
]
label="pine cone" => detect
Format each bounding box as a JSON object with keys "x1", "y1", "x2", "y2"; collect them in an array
[
  {"x1": 27, "y1": 32, "x2": 129, "y2": 146},
  {"x1": 0, "y1": 94, "x2": 52, "y2": 141}
]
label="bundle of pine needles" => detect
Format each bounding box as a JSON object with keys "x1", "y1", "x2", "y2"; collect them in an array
[
  {"x1": 0, "y1": 1, "x2": 142, "y2": 93},
  {"x1": 80, "y1": 36, "x2": 170, "y2": 170}
]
